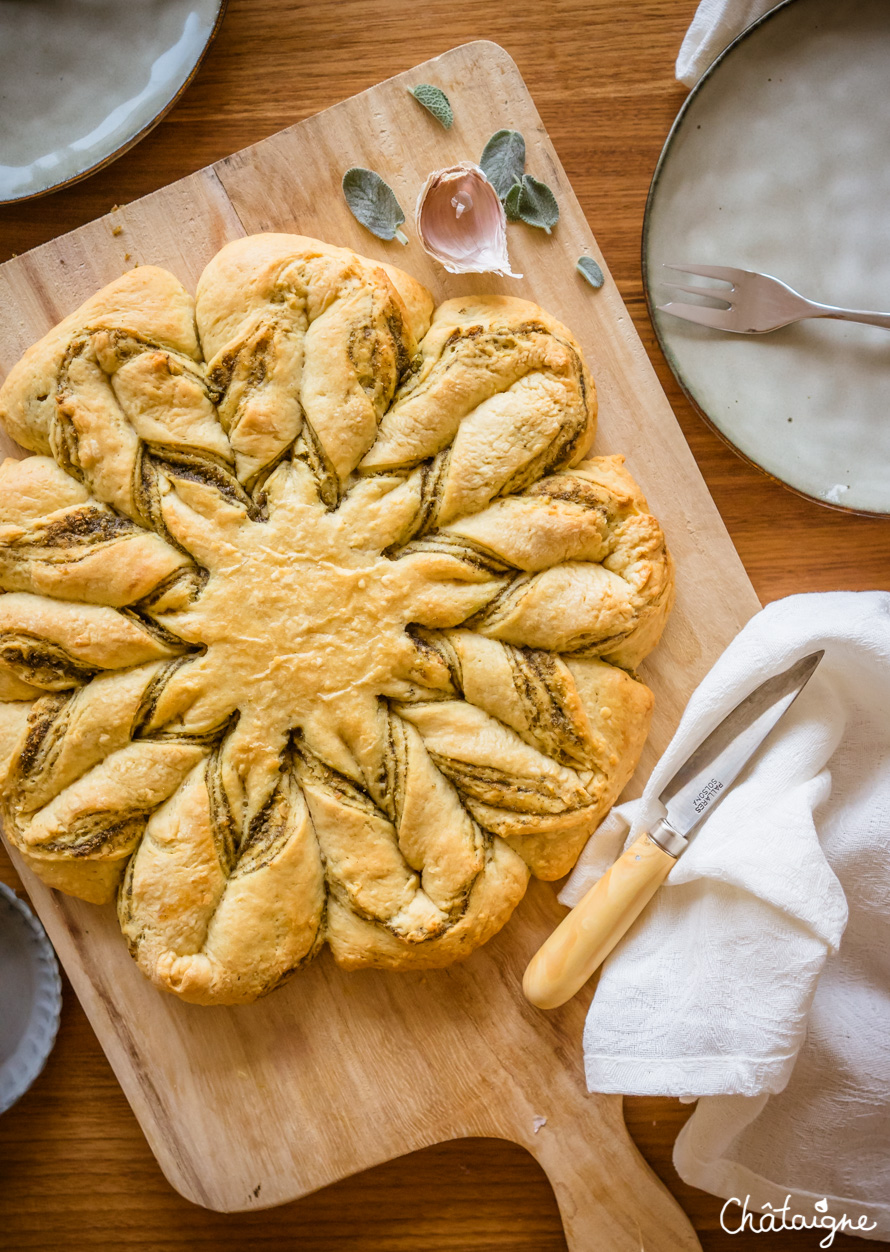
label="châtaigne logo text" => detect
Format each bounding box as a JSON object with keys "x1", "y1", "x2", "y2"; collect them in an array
[{"x1": 720, "y1": 1194, "x2": 877, "y2": 1247}]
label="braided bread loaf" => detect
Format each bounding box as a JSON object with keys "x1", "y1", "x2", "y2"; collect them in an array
[{"x1": 0, "y1": 235, "x2": 673, "y2": 1004}]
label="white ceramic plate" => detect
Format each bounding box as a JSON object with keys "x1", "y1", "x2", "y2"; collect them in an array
[
  {"x1": 644, "y1": 0, "x2": 890, "y2": 516},
  {"x1": 0, "y1": 883, "x2": 61, "y2": 1114},
  {"x1": 0, "y1": 0, "x2": 227, "y2": 204}
]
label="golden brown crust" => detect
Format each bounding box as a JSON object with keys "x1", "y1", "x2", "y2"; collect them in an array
[
  {"x1": 195, "y1": 234, "x2": 434, "y2": 490},
  {"x1": 0, "y1": 267, "x2": 199, "y2": 458},
  {"x1": 0, "y1": 233, "x2": 672, "y2": 1004}
]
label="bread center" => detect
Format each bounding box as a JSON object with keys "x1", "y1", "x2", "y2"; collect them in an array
[{"x1": 163, "y1": 468, "x2": 414, "y2": 739}]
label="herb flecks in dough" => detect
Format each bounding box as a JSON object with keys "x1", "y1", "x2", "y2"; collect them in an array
[{"x1": 0, "y1": 235, "x2": 673, "y2": 1005}]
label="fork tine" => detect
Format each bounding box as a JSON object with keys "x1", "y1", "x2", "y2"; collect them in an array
[
  {"x1": 656, "y1": 301, "x2": 738, "y2": 331},
  {"x1": 661, "y1": 282, "x2": 732, "y2": 305},
  {"x1": 663, "y1": 262, "x2": 742, "y2": 284}
]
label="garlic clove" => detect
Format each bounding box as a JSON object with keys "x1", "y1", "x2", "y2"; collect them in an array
[{"x1": 415, "y1": 162, "x2": 521, "y2": 278}]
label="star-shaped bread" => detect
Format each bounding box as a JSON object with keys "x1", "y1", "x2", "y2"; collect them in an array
[{"x1": 0, "y1": 234, "x2": 673, "y2": 1004}]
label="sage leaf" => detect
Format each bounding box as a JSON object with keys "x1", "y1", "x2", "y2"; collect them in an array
[
  {"x1": 480, "y1": 130, "x2": 526, "y2": 200},
  {"x1": 513, "y1": 174, "x2": 559, "y2": 234},
  {"x1": 504, "y1": 182, "x2": 523, "y2": 223},
  {"x1": 342, "y1": 168, "x2": 408, "y2": 244},
  {"x1": 577, "y1": 256, "x2": 605, "y2": 289},
  {"x1": 410, "y1": 84, "x2": 453, "y2": 129}
]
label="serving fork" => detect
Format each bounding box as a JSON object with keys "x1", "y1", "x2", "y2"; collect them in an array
[{"x1": 658, "y1": 264, "x2": 890, "y2": 334}]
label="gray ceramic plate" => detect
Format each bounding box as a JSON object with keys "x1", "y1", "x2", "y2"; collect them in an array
[
  {"x1": 0, "y1": 0, "x2": 227, "y2": 204},
  {"x1": 644, "y1": 0, "x2": 890, "y2": 516},
  {"x1": 0, "y1": 882, "x2": 61, "y2": 1114}
]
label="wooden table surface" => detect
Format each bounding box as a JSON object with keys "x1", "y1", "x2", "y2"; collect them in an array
[{"x1": 1, "y1": 2, "x2": 887, "y2": 1249}]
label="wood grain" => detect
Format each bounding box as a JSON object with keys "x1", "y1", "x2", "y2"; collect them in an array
[{"x1": 0, "y1": 1, "x2": 886, "y2": 1250}]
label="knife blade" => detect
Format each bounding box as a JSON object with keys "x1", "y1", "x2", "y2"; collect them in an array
[
  {"x1": 522, "y1": 650, "x2": 824, "y2": 1010},
  {"x1": 650, "y1": 648, "x2": 824, "y2": 855}
]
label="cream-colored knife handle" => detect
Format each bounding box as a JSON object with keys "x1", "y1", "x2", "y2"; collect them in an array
[{"x1": 522, "y1": 833, "x2": 677, "y2": 1010}]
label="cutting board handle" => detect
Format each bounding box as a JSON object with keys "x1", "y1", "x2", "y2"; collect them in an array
[
  {"x1": 486, "y1": 1065, "x2": 701, "y2": 1252},
  {"x1": 517, "y1": 1098, "x2": 700, "y2": 1252}
]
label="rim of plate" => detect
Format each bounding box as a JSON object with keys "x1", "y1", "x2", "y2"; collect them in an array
[
  {"x1": 1, "y1": 0, "x2": 229, "y2": 207},
  {"x1": 0, "y1": 882, "x2": 62, "y2": 1115},
  {"x1": 641, "y1": 0, "x2": 890, "y2": 520}
]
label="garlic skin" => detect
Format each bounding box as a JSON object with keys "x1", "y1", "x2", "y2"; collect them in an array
[{"x1": 415, "y1": 162, "x2": 521, "y2": 278}]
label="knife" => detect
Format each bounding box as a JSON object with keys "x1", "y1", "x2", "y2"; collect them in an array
[{"x1": 522, "y1": 650, "x2": 824, "y2": 1010}]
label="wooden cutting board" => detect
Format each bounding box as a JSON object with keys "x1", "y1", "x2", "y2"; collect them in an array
[{"x1": 0, "y1": 42, "x2": 759, "y2": 1249}]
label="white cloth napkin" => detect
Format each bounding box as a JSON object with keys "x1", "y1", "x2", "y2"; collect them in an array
[
  {"x1": 560, "y1": 592, "x2": 890, "y2": 1237},
  {"x1": 677, "y1": 0, "x2": 777, "y2": 86}
]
